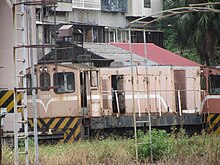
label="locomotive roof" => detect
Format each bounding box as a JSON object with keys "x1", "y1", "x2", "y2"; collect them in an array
[{"x1": 57, "y1": 63, "x2": 98, "y2": 70}]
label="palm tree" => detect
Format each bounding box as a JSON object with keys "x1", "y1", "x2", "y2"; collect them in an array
[{"x1": 163, "y1": 0, "x2": 220, "y2": 65}]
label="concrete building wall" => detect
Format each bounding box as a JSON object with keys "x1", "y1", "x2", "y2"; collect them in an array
[
  {"x1": 69, "y1": 10, "x2": 128, "y2": 28},
  {"x1": 127, "y1": 0, "x2": 163, "y2": 17},
  {"x1": 151, "y1": 0, "x2": 163, "y2": 17}
]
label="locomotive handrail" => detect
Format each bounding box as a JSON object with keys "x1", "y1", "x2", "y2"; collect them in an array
[
  {"x1": 104, "y1": 89, "x2": 203, "y2": 115},
  {"x1": 15, "y1": 86, "x2": 58, "y2": 90},
  {"x1": 102, "y1": 89, "x2": 203, "y2": 93},
  {"x1": 177, "y1": 90, "x2": 182, "y2": 116},
  {"x1": 114, "y1": 91, "x2": 120, "y2": 117}
]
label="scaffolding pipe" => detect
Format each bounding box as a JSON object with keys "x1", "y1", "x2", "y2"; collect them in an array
[
  {"x1": 128, "y1": 28, "x2": 138, "y2": 161},
  {"x1": 28, "y1": 6, "x2": 39, "y2": 165},
  {"x1": 143, "y1": 28, "x2": 153, "y2": 163}
]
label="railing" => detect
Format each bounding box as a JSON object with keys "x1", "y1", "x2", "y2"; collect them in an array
[
  {"x1": 73, "y1": 0, "x2": 101, "y2": 10},
  {"x1": 101, "y1": 89, "x2": 204, "y2": 117}
]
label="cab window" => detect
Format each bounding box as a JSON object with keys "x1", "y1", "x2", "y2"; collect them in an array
[
  {"x1": 40, "y1": 72, "x2": 50, "y2": 91},
  {"x1": 53, "y1": 72, "x2": 75, "y2": 93},
  {"x1": 209, "y1": 75, "x2": 220, "y2": 95}
]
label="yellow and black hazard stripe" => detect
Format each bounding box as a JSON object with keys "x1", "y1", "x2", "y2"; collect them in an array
[
  {"x1": 0, "y1": 90, "x2": 22, "y2": 113},
  {"x1": 28, "y1": 117, "x2": 82, "y2": 143},
  {"x1": 206, "y1": 114, "x2": 220, "y2": 135}
]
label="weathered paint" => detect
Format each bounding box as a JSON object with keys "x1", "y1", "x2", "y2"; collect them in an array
[
  {"x1": 28, "y1": 117, "x2": 82, "y2": 142},
  {"x1": 207, "y1": 114, "x2": 220, "y2": 135},
  {"x1": 0, "y1": 90, "x2": 22, "y2": 113}
]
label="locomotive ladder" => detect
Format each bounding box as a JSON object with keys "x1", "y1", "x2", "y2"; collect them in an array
[
  {"x1": 129, "y1": 28, "x2": 153, "y2": 162},
  {"x1": 134, "y1": 109, "x2": 153, "y2": 162},
  {"x1": 13, "y1": 1, "x2": 30, "y2": 164}
]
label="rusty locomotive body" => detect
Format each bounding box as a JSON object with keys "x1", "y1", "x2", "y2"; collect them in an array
[{"x1": 21, "y1": 62, "x2": 220, "y2": 142}]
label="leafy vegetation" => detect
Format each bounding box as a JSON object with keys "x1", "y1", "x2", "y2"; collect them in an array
[
  {"x1": 159, "y1": 0, "x2": 220, "y2": 65},
  {"x1": 2, "y1": 129, "x2": 220, "y2": 164}
]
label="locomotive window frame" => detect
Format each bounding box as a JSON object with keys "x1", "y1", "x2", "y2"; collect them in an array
[
  {"x1": 40, "y1": 72, "x2": 50, "y2": 91},
  {"x1": 53, "y1": 72, "x2": 75, "y2": 94},
  {"x1": 208, "y1": 75, "x2": 220, "y2": 95},
  {"x1": 200, "y1": 75, "x2": 206, "y2": 91}
]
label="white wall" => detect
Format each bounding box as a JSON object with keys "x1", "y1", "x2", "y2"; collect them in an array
[
  {"x1": 0, "y1": 1, "x2": 17, "y2": 131},
  {"x1": 0, "y1": 1, "x2": 37, "y2": 131},
  {"x1": 69, "y1": 9, "x2": 128, "y2": 28},
  {"x1": 127, "y1": 0, "x2": 163, "y2": 17},
  {"x1": 0, "y1": 1, "x2": 14, "y2": 89},
  {"x1": 151, "y1": 0, "x2": 163, "y2": 17}
]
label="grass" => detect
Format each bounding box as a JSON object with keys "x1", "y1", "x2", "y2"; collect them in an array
[{"x1": 2, "y1": 129, "x2": 220, "y2": 165}]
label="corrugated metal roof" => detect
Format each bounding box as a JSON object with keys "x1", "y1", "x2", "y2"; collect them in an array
[
  {"x1": 83, "y1": 42, "x2": 157, "y2": 66},
  {"x1": 111, "y1": 43, "x2": 201, "y2": 66}
]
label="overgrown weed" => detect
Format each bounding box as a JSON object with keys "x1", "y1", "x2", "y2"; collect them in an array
[{"x1": 2, "y1": 130, "x2": 220, "y2": 164}]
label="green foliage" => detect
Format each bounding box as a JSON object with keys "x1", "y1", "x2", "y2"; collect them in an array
[
  {"x1": 2, "y1": 131, "x2": 220, "y2": 164},
  {"x1": 137, "y1": 129, "x2": 173, "y2": 160},
  {"x1": 181, "y1": 49, "x2": 200, "y2": 63},
  {"x1": 161, "y1": 0, "x2": 220, "y2": 65}
]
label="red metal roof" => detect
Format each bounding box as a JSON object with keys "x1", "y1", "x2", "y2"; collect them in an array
[{"x1": 111, "y1": 43, "x2": 201, "y2": 66}]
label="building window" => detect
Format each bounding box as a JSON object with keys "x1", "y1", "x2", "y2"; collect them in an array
[
  {"x1": 40, "y1": 72, "x2": 50, "y2": 91},
  {"x1": 101, "y1": 0, "x2": 127, "y2": 12},
  {"x1": 209, "y1": 75, "x2": 220, "y2": 95},
  {"x1": 53, "y1": 72, "x2": 75, "y2": 93},
  {"x1": 144, "y1": 0, "x2": 151, "y2": 8}
]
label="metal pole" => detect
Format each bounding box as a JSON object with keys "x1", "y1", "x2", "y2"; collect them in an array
[
  {"x1": 28, "y1": 6, "x2": 39, "y2": 165},
  {"x1": 143, "y1": 28, "x2": 153, "y2": 162},
  {"x1": 129, "y1": 27, "x2": 138, "y2": 161},
  {"x1": 12, "y1": 4, "x2": 19, "y2": 164},
  {"x1": 0, "y1": 114, "x2": 2, "y2": 165}
]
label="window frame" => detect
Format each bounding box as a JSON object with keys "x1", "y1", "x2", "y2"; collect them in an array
[
  {"x1": 200, "y1": 75, "x2": 206, "y2": 91},
  {"x1": 53, "y1": 72, "x2": 75, "y2": 94},
  {"x1": 208, "y1": 75, "x2": 220, "y2": 95},
  {"x1": 144, "y1": 0, "x2": 151, "y2": 8},
  {"x1": 40, "y1": 72, "x2": 51, "y2": 91}
]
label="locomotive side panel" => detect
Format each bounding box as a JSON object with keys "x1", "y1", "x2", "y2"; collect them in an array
[
  {"x1": 136, "y1": 66, "x2": 176, "y2": 114},
  {"x1": 100, "y1": 67, "x2": 129, "y2": 115},
  {"x1": 181, "y1": 67, "x2": 201, "y2": 113},
  {"x1": 100, "y1": 66, "x2": 177, "y2": 115}
]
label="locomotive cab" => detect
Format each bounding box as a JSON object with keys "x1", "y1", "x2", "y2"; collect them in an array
[
  {"x1": 26, "y1": 63, "x2": 101, "y2": 142},
  {"x1": 200, "y1": 66, "x2": 220, "y2": 114},
  {"x1": 200, "y1": 66, "x2": 220, "y2": 134}
]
